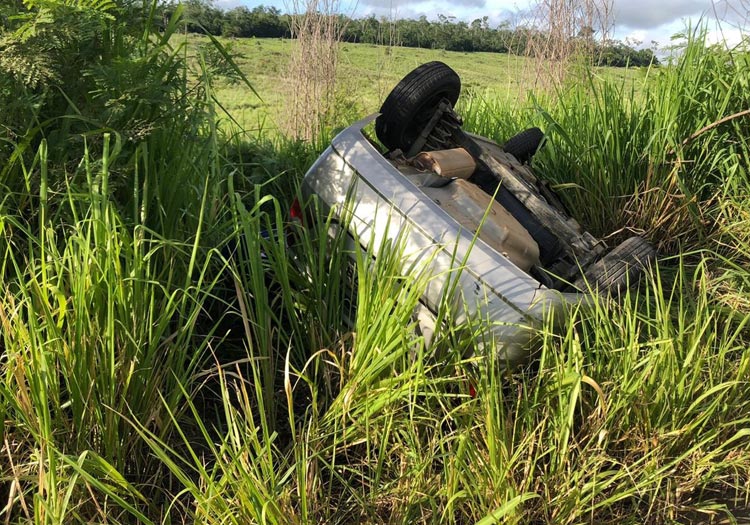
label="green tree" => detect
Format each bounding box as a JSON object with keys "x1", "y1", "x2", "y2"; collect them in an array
[{"x1": 182, "y1": 0, "x2": 223, "y2": 34}]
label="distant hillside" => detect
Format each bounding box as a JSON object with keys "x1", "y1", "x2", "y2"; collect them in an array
[{"x1": 170, "y1": 2, "x2": 659, "y2": 68}]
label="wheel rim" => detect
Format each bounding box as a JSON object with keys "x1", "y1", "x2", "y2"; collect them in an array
[{"x1": 398, "y1": 90, "x2": 455, "y2": 149}]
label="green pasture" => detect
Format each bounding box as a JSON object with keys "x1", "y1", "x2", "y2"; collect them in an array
[{"x1": 188, "y1": 35, "x2": 644, "y2": 134}]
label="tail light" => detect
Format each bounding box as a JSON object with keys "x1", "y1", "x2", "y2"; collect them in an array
[{"x1": 290, "y1": 197, "x2": 304, "y2": 225}]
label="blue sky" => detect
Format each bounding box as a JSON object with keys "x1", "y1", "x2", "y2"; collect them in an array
[{"x1": 215, "y1": 0, "x2": 747, "y2": 48}]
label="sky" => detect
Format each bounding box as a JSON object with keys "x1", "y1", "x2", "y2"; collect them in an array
[{"x1": 217, "y1": 0, "x2": 748, "y2": 49}]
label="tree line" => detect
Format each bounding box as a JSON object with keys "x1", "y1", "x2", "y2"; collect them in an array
[{"x1": 172, "y1": 1, "x2": 659, "y2": 67}]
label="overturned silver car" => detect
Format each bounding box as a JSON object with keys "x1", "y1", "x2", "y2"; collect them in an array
[{"x1": 301, "y1": 62, "x2": 654, "y2": 368}]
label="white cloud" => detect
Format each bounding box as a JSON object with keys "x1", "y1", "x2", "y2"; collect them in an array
[
  {"x1": 710, "y1": 0, "x2": 750, "y2": 26},
  {"x1": 706, "y1": 26, "x2": 747, "y2": 47},
  {"x1": 612, "y1": 0, "x2": 707, "y2": 29},
  {"x1": 358, "y1": 0, "x2": 486, "y2": 8},
  {"x1": 623, "y1": 29, "x2": 646, "y2": 42},
  {"x1": 352, "y1": 0, "x2": 521, "y2": 27},
  {"x1": 216, "y1": 0, "x2": 245, "y2": 8}
]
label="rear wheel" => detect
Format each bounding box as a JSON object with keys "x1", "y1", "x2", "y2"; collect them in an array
[
  {"x1": 575, "y1": 236, "x2": 656, "y2": 293},
  {"x1": 375, "y1": 61, "x2": 461, "y2": 152}
]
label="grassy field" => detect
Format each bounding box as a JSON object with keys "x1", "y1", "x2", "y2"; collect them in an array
[
  {"x1": 2, "y1": 11, "x2": 750, "y2": 524},
  {"x1": 192, "y1": 35, "x2": 644, "y2": 134}
]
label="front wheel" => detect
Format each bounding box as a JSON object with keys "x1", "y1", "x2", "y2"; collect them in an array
[
  {"x1": 375, "y1": 61, "x2": 461, "y2": 153},
  {"x1": 503, "y1": 127, "x2": 544, "y2": 163}
]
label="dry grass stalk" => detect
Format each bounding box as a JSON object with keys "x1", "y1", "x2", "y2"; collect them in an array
[
  {"x1": 711, "y1": 0, "x2": 750, "y2": 42},
  {"x1": 623, "y1": 166, "x2": 705, "y2": 254},
  {"x1": 284, "y1": 0, "x2": 344, "y2": 141},
  {"x1": 521, "y1": 0, "x2": 613, "y2": 90}
]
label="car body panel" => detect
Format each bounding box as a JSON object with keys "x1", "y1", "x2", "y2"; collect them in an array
[{"x1": 302, "y1": 115, "x2": 582, "y2": 367}]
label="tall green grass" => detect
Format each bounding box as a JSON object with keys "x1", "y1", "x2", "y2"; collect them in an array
[
  {"x1": 0, "y1": 133, "x2": 226, "y2": 520},
  {"x1": 115, "y1": 239, "x2": 750, "y2": 524}
]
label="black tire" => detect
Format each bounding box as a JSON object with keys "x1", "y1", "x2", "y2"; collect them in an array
[
  {"x1": 503, "y1": 127, "x2": 544, "y2": 163},
  {"x1": 376, "y1": 61, "x2": 461, "y2": 152},
  {"x1": 575, "y1": 236, "x2": 656, "y2": 293}
]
